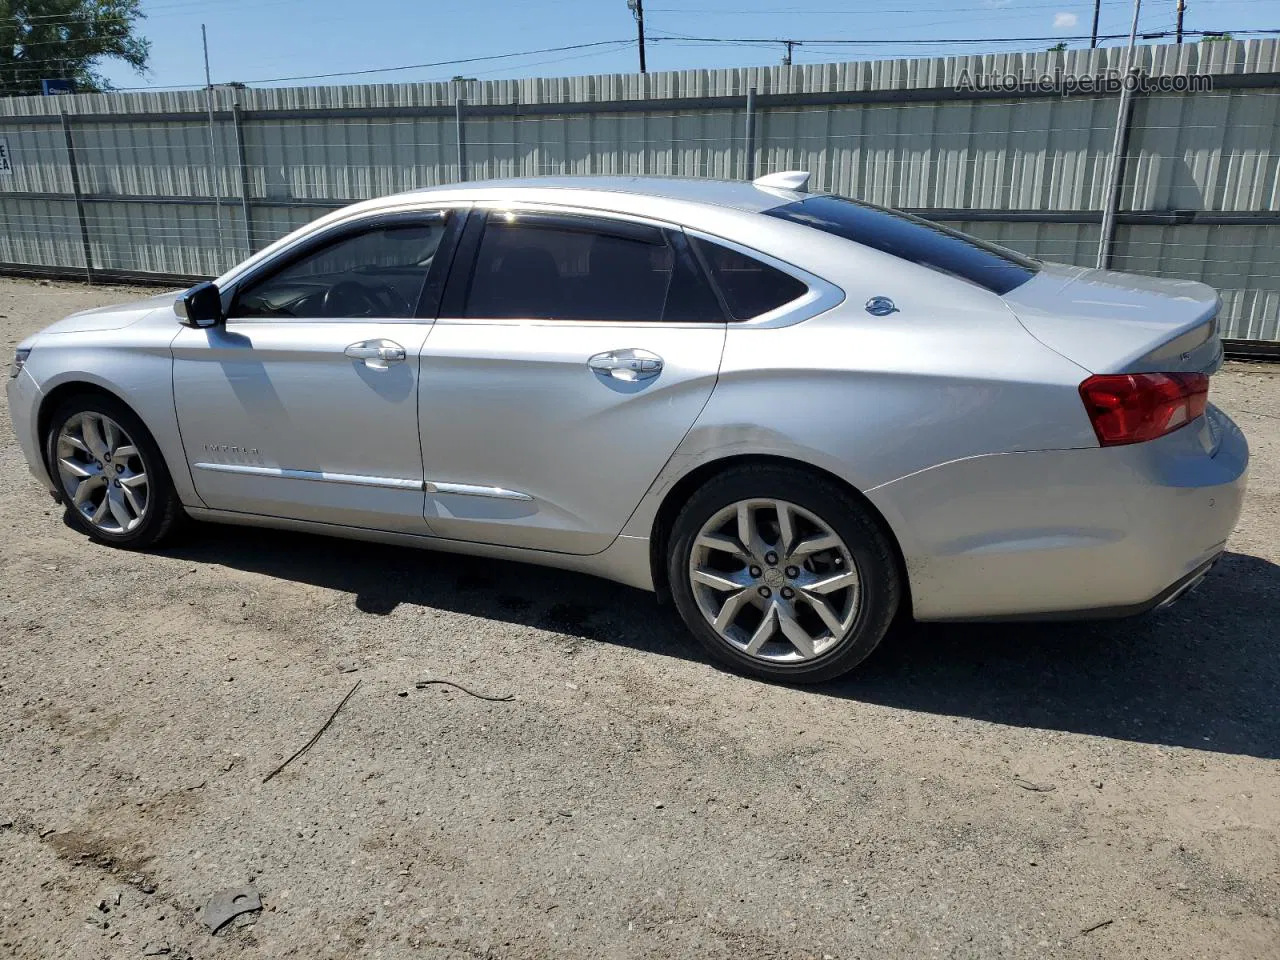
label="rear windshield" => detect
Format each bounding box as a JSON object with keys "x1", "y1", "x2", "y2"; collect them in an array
[{"x1": 764, "y1": 195, "x2": 1039, "y2": 296}]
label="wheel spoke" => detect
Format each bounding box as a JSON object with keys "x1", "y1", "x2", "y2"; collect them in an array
[
  {"x1": 72, "y1": 475, "x2": 103, "y2": 506},
  {"x1": 806, "y1": 570, "x2": 859, "y2": 595},
  {"x1": 81, "y1": 416, "x2": 108, "y2": 459},
  {"x1": 102, "y1": 418, "x2": 120, "y2": 455},
  {"x1": 713, "y1": 588, "x2": 752, "y2": 632},
  {"x1": 696, "y1": 532, "x2": 749, "y2": 561},
  {"x1": 789, "y1": 532, "x2": 841, "y2": 559},
  {"x1": 691, "y1": 567, "x2": 746, "y2": 593},
  {"x1": 774, "y1": 501, "x2": 796, "y2": 556},
  {"x1": 735, "y1": 502, "x2": 755, "y2": 558},
  {"x1": 91, "y1": 493, "x2": 111, "y2": 524},
  {"x1": 107, "y1": 487, "x2": 134, "y2": 530},
  {"x1": 120, "y1": 472, "x2": 148, "y2": 489},
  {"x1": 801, "y1": 589, "x2": 847, "y2": 636},
  {"x1": 58, "y1": 457, "x2": 95, "y2": 479},
  {"x1": 776, "y1": 605, "x2": 817, "y2": 659},
  {"x1": 114, "y1": 444, "x2": 138, "y2": 461},
  {"x1": 62, "y1": 433, "x2": 89, "y2": 455},
  {"x1": 120, "y1": 481, "x2": 145, "y2": 516},
  {"x1": 743, "y1": 604, "x2": 778, "y2": 656}
]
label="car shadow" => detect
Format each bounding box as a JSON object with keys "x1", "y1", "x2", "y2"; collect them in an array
[{"x1": 162, "y1": 525, "x2": 1280, "y2": 760}]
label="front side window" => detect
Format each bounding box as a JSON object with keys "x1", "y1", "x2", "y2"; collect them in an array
[
  {"x1": 230, "y1": 219, "x2": 448, "y2": 320},
  {"x1": 764, "y1": 195, "x2": 1039, "y2": 295},
  {"x1": 463, "y1": 215, "x2": 722, "y2": 323}
]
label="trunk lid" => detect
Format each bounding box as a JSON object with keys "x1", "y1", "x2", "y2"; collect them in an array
[{"x1": 1002, "y1": 261, "x2": 1222, "y2": 375}]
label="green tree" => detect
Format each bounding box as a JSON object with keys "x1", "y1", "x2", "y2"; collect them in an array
[
  {"x1": 0, "y1": 1, "x2": 149, "y2": 98},
  {"x1": 1047, "y1": 41, "x2": 1068, "y2": 52}
]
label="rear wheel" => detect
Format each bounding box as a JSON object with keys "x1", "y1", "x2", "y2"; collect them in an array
[
  {"x1": 45, "y1": 394, "x2": 183, "y2": 549},
  {"x1": 668, "y1": 465, "x2": 900, "y2": 683}
]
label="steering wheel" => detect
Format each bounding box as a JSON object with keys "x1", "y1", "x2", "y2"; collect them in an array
[{"x1": 321, "y1": 280, "x2": 413, "y2": 318}]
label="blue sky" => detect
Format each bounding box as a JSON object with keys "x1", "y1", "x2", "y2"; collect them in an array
[{"x1": 99, "y1": 0, "x2": 1277, "y2": 90}]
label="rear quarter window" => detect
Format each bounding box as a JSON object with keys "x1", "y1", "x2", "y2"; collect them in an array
[
  {"x1": 690, "y1": 237, "x2": 809, "y2": 320},
  {"x1": 764, "y1": 195, "x2": 1039, "y2": 296}
]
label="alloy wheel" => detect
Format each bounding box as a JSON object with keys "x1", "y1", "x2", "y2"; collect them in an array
[
  {"x1": 54, "y1": 412, "x2": 150, "y2": 535},
  {"x1": 688, "y1": 498, "x2": 860, "y2": 663}
]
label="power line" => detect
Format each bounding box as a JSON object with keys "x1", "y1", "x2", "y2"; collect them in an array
[
  {"x1": 106, "y1": 39, "x2": 635, "y2": 90},
  {"x1": 648, "y1": 28, "x2": 1279, "y2": 47}
]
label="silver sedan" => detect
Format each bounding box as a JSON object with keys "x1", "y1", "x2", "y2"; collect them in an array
[{"x1": 6, "y1": 173, "x2": 1248, "y2": 683}]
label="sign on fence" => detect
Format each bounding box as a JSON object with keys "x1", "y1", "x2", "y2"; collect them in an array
[{"x1": 0, "y1": 137, "x2": 12, "y2": 176}]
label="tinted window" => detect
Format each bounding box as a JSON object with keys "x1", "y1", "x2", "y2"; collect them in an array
[
  {"x1": 690, "y1": 237, "x2": 809, "y2": 320},
  {"x1": 231, "y1": 220, "x2": 447, "y2": 319},
  {"x1": 464, "y1": 217, "x2": 722, "y2": 323},
  {"x1": 765, "y1": 195, "x2": 1038, "y2": 295}
]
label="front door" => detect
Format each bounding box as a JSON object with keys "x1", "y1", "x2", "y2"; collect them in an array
[
  {"x1": 417, "y1": 208, "x2": 728, "y2": 555},
  {"x1": 172, "y1": 212, "x2": 458, "y2": 532}
]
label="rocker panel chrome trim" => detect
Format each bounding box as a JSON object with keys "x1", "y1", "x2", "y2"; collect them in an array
[{"x1": 192, "y1": 462, "x2": 422, "y2": 491}]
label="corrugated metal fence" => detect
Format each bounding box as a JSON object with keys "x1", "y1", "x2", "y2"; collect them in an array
[{"x1": 1, "y1": 39, "x2": 1278, "y2": 342}]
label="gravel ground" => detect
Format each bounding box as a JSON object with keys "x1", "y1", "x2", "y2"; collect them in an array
[{"x1": 1, "y1": 277, "x2": 1278, "y2": 960}]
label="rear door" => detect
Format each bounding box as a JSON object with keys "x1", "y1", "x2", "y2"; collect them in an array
[
  {"x1": 417, "y1": 206, "x2": 727, "y2": 554},
  {"x1": 172, "y1": 209, "x2": 462, "y2": 532}
]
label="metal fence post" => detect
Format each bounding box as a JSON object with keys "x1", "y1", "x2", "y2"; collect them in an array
[
  {"x1": 455, "y1": 97, "x2": 467, "y2": 182},
  {"x1": 231, "y1": 99, "x2": 253, "y2": 258},
  {"x1": 744, "y1": 87, "x2": 757, "y2": 181},
  {"x1": 59, "y1": 112, "x2": 93, "y2": 283},
  {"x1": 1096, "y1": 69, "x2": 1138, "y2": 270}
]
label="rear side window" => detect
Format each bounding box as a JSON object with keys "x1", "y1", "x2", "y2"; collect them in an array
[
  {"x1": 464, "y1": 215, "x2": 722, "y2": 323},
  {"x1": 690, "y1": 237, "x2": 809, "y2": 320},
  {"x1": 764, "y1": 195, "x2": 1039, "y2": 295}
]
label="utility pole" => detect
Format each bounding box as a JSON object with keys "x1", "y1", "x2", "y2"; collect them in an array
[
  {"x1": 1097, "y1": 0, "x2": 1143, "y2": 270},
  {"x1": 1090, "y1": 0, "x2": 1102, "y2": 47},
  {"x1": 782, "y1": 40, "x2": 797, "y2": 66},
  {"x1": 202, "y1": 24, "x2": 226, "y2": 262},
  {"x1": 1175, "y1": 0, "x2": 1186, "y2": 43},
  {"x1": 627, "y1": 0, "x2": 646, "y2": 73}
]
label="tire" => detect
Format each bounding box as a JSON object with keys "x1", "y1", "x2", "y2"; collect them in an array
[
  {"x1": 667, "y1": 464, "x2": 901, "y2": 684},
  {"x1": 44, "y1": 392, "x2": 184, "y2": 550}
]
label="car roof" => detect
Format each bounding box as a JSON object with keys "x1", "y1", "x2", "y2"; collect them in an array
[{"x1": 398, "y1": 175, "x2": 808, "y2": 215}]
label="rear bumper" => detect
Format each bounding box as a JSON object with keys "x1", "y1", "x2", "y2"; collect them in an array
[
  {"x1": 867, "y1": 405, "x2": 1248, "y2": 621},
  {"x1": 942, "y1": 553, "x2": 1221, "y2": 622},
  {"x1": 5, "y1": 367, "x2": 54, "y2": 493}
]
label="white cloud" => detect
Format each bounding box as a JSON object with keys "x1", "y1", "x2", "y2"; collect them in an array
[{"x1": 1053, "y1": 12, "x2": 1079, "y2": 29}]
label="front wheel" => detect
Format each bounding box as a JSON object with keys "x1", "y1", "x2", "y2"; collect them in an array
[
  {"x1": 668, "y1": 465, "x2": 901, "y2": 684},
  {"x1": 44, "y1": 393, "x2": 184, "y2": 549}
]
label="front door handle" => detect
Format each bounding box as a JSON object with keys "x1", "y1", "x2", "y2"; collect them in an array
[
  {"x1": 345, "y1": 339, "x2": 406, "y2": 371},
  {"x1": 587, "y1": 348, "x2": 663, "y2": 382}
]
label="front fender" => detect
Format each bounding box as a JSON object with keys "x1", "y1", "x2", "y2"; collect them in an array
[{"x1": 20, "y1": 325, "x2": 204, "y2": 510}]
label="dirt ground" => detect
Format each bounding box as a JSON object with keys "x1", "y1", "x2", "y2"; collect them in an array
[{"x1": 1, "y1": 276, "x2": 1277, "y2": 960}]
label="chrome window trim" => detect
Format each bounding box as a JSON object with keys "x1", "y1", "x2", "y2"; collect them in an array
[
  {"x1": 441, "y1": 200, "x2": 726, "y2": 327},
  {"x1": 470, "y1": 199, "x2": 678, "y2": 232},
  {"x1": 217, "y1": 202, "x2": 473, "y2": 314},
  {"x1": 682, "y1": 227, "x2": 846, "y2": 328}
]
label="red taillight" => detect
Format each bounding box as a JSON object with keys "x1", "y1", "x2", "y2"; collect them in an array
[{"x1": 1079, "y1": 372, "x2": 1209, "y2": 447}]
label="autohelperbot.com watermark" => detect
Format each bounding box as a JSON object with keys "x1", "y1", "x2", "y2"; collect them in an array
[{"x1": 955, "y1": 68, "x2": 1213, "y2": 96}]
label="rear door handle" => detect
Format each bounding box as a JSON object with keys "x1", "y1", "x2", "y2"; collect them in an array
[
  {"x1": 345, "y1": 339, "x2": 406, "y2": 371},
  {"x1": 587, "y1": 348, "x2": 663, "y2": 382}
]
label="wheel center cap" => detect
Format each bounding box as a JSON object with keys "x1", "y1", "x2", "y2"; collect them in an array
[{"x1": 763, "y1": 567, "x2": 786, "y2": 588}]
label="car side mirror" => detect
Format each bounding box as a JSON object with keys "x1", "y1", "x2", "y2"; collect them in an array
[{"x1": 175, "y1": 281, "x2": 224, "y2": 328}]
